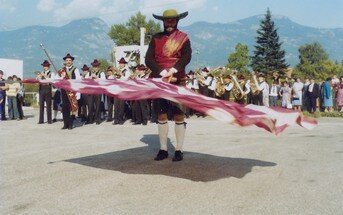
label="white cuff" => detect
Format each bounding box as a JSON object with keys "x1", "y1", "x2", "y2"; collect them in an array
[
  {"x1": 170, "y1": 67, "x2": 178, "y2": 74},
  {"x1": 159, "y1": 69, "x2": 168, "y2": 77}
]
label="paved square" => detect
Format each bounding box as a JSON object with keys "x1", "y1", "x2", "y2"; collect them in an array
[{"x1": 1, "y1": 108, "x2": 342, "y2": 214}]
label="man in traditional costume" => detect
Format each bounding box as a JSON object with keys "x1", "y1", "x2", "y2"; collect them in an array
[
  {"x1": 37, "y1": 60, "x2": 55, "y2": 124},
  {"x1": 59, "y1": 53, "x2": 81, "y2": 130},
  {"x1": 145, "y1": 9, "x2": 192, "y2": 161}
]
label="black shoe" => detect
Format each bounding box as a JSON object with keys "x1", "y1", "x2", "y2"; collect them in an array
[
  {"x1": 37, "y1": 122, "x2": 44, "y2": 124},
  {"x1": 106, "y1": 119, "x2": 112, "y2": 122},
  {"x1": 154, "y1": 150, "x2": 168, "y2": 161},
  {"x1": 96, "y1": 121, "x2": 101, "y2": 125},
  {"x1": 118, "y1": 121, "x2": 125, "y2": 125},
  {"x1": 48, "y1": 121, "x2": 52, "y2": 124},
  {"x1": 113, "y1": 120, "x2": 119, "y2": 125},
  {"x1": 133, "y1": 121, "x2": 141, "y2": 125},
  {"x1": 61, "y1": 126, "x2": 68, "y2": 130},
  {"x1": 142, "y1": 121, "x2": 148, "y2": 125},
  {"x1": 172, "y1": 150, "x2": 183, "y2": 162},
  {"x1": 52, "y1": 119, "x2": 57, "y2": 123},
  {"x1": 68, "y1": 125, "x2": 73, "y2": 130}
]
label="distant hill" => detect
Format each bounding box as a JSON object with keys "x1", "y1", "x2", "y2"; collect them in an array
[
  {"x1": 0, "y1": 16, "x2": 342, "y2": 77},
  {"x1": 181, "y1": 15, "x2": 343, "y2": 69},
  {"x1": 0, "y1": 18, "x2": 113, "y2": 77}
]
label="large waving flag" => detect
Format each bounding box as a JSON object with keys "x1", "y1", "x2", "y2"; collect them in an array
[{"x1": 23, "y1": 78, "x2": 317, "y2": 135}]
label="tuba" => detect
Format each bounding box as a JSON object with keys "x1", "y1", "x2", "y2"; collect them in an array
[
  {"x1": 249, "y1": 71, "x2": 260, "y2": 96},
  {"x1": 230, "y1": 71, "x2": 244, "y2": 100},
  {"x1": 214, "y1": 74, "x2": 225, "y2": 97}
]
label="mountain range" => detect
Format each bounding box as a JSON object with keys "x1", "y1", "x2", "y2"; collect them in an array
[{"x1": 0, "y1": 16, "x2": 342, "y2": 77}]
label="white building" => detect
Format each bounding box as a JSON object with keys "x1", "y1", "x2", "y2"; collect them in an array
[{"x1": 0, "y1": 58, "x2": 24, "y2": 79}]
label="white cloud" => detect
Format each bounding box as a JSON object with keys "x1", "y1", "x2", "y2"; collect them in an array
[
  {"x1": 0, "y1": 0, "x2": 16, "y2": 12},
  {"x1": 52, "y1": 0, "x2": 136, "y2": 24},
  {"x1": 38, "y1": 0, "x2": 207, "y2": 26},
  {"x1": 139, "y1": 0, "x2": 206, "y2": 15},
  {"x1": 37, "y1": 0, "x2": 58, "y2": 12}
]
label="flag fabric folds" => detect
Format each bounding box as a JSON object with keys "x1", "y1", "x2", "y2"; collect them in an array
[{"x1": 23, "y1": 78, "x2": 317, "y2": 135}]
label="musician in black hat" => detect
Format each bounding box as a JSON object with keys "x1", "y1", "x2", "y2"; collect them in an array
[
  {"x1": 78, "y1": 64, "x2": 90, "y2": 122},
  {"x1": 146, "y1": 9, "x2": 192, "y2": 161},
  {"x1": 36, "y1": 60, "x2": 55, "y2": 124},
  {"x1": 59, "y1": 53, "x2": 81, "y2": 130},
  {"x1": 85, "y1": 59, "x2": 105, "y2": 125},
  {"x1": 131, "y1": 64, "x2": 149, "y2": 125},
  {"x1": 113, "y1": 57, "x2": 131, "y2": 125}
]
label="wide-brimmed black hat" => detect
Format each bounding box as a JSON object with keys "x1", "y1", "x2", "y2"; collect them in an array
[
  {"x1": 153, "y1": 9, "x2": 188, "y2": 20},
  {"x1": 91, "y1": 59, "x2": 100, "y2": 67},
  {"x1": 63, "y1": 53, "x2": 75, "y2": 61},
  {"x1": 41, "y1": 60, "x2": 50, "y2": 67},
  {"x1": 118, "y1": 57, "x2": 127, "y2": 64},
  {"x1": 81, "y1": 64, "x2": 90, "y2": 71}
]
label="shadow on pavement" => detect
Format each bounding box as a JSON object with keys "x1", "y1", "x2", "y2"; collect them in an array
[{"x1": 64, "y1": 134, "x2": 277, "y2": 182}]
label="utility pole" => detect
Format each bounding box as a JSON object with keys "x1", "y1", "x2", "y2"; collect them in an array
[{"x1": 195, "y1": 48, "x2": 200, "y2": 69}]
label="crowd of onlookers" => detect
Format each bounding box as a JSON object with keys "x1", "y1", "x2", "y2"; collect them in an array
[{"x1": 0, "y1": 71, "x2": 25, "y2": 121}]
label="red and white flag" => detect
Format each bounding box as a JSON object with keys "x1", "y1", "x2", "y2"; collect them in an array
[{"x1": 24, "y1": 78, "x2": 317, "y2": 135}]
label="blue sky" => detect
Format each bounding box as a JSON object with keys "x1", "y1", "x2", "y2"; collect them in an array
[{"x1": 0, "y1": 0, "x2": 342, "y2": 30}]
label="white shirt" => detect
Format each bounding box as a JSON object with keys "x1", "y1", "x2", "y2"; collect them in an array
[
  {"x1": 292, "y1": 82, "x2": 304, "y2": 97},
  {"x1": 308, "y1": 83, "x2": 314, "y2": 92},
  {"x1": 119, "y1": 67, "x2": 132, "y2": 80},
  {"x1": 259, "y1": 81, "x2": 269, "y2": 95},
  {"x1": 270, "y1": 85, "x2": 278, "y2": 96},
  {"x1": 208, "y1": 78, "x2": 217, "y2": 91},
  {"x1": 66, "y1": 65, "x2": 81, "y2": 80},
  {"x1": 224, "y1": 82, "x2": 233, "y2": 91}
]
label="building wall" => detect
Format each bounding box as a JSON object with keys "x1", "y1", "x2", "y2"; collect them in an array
[{"x1": 0, "y1": 58, "x2": 24, "y2": 79}]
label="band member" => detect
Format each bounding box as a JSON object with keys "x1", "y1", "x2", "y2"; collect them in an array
[
  {"x1": 234, "y1": 74, "x2": 250, "y2": 104},
  {"x1": 59, "y1": 53, "x2": 81, "y2": 130},
  {"x1": 146, "y1": 9, "x2": 192, "y2": 161},
  {"x1": 223, "y1": 76, "x2": 233, "y2": 101},
  {"x1": 258, "y1": 73, "x2": 269, "y2": 106},
  {"x1": 131, "y1": 64, "x2": 149, "y2": 125},
  {"x1": 79, "y1": 64, "x2": 90, "y2": 121},
  {"x1": 106, "y1": 66, "x2": 115, "y2": 122},
  {"x1": 198, "y1": 67, "x2": 209, "y2": 97},
  {"x1": 113, "y1": 57, "x2": 132, "y2": 125},
  {"x1": 185, "y1": 71, "x2": 199, "y2": 117},
  {"x1": 37, "y1": 60, "x2": 55, "y2": 124},
  {"x1": 84, "y1": 60, "x2": 105, "y2": 124}
]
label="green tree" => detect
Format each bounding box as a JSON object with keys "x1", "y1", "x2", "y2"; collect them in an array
[
  {"x1": 98, "y1": 58, "x2": 112, "y2": 71},
  {"x1": 108, "y1": 12, "x2": 161, "y2": 46},
  {"x1": 227, "y1": 43, "x2": 250, "y2": 74},
  {"x1": 295, "y1": 42, "x2": 343, "y2": 80},
  {"x1": 251, "y1": 8, "x2": 288, "y2": 74},
  {"x1": 298, "y1": 42, "x2": 328, "y2": 64}
]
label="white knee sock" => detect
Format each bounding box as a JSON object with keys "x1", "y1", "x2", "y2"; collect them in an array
[
  {"x1": 175, "y1": 122, "x2": 186, "y2": 151},
  {"x1": 158, "y1": 120, "x2": 168, "y2": 151},
  {"x1": 53, "y1": 110, "x2": 58, "y2": 119}
]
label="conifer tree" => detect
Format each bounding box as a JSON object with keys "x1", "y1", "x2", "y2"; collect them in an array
[{"x1": 251, "y1": 8, "x2": 288, "y2": 74}]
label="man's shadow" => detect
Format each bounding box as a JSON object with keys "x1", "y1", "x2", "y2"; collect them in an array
[{"x1": 64, "y1": 134, "x2": 276, "y2": 182}]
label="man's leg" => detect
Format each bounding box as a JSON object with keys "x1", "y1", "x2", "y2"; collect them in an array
[
  {"x1": 173, "y1": 114, "x2": 186, "y2": 162},
  {"x1": 154, "y1": 113, "x2": 169, "y2": 161}
]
